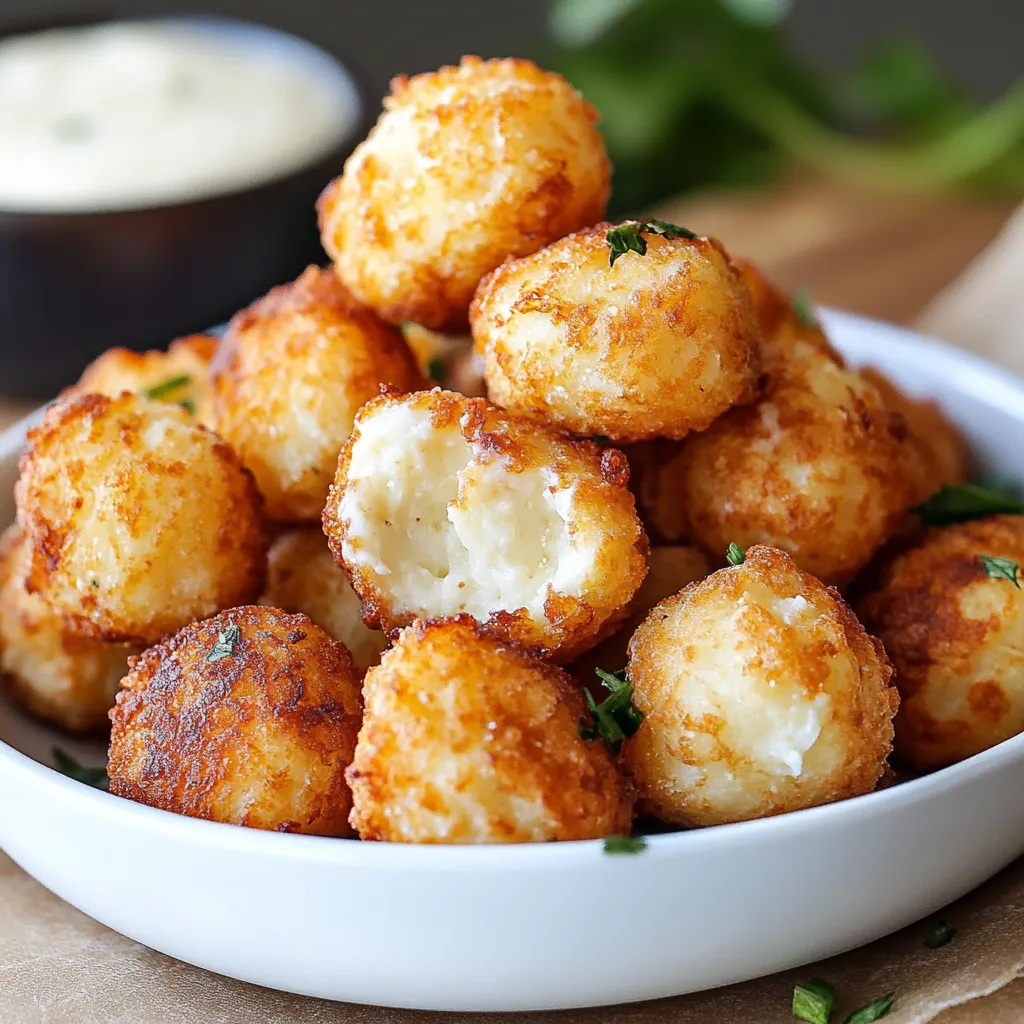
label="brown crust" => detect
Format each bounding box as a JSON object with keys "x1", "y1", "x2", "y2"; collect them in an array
[{"x1": 108, "y1": 605, "x2": 363, "y2": 835}]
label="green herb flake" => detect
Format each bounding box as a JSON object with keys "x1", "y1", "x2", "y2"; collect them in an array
[
  {"x1": 52, "y1": 746, "x2": 108, "y2": 789},
  {"x1": 206, "y1": 624, "x2": 241, "y2": 663},
  {"x1": 606, "y1": 220, "x2": 697, "y2": 267},
  {"x1": 924, "y1": 918, "x2": 956, "y2": 949},
  {"x1": 913, "y1": 483, "x2": 1024, "y2": 526},
  {"x1": 178, "y1": 397, "x2": 197, "y2": 415},
  {"x1": 578, "y1": 668, "x2": 644, "y2": 753},
  {"x1": 144, "y1": 374, "x2": 192, "y2": 400},
  {"x1": 603, "y1": 834, "x2": 647, "y2": 855},
  {"x1": 792, "y1": 978, "x2": 836, "y2": 1024},
  {"x1": 978, "y1": 555, "x2": 1021, "y2": 588},
  {"x1": 844, "y1": 994, "x2": 895, "y2": 1024},
  {"x1": 427, "y1": 358, "x2": 446, "y2": 383},
  {"x1": 726, "y1": 542, "x2": 746, "y2": 566},
  {"x1": 792, "y1": 289, "x2": 817, "y2": 327}
]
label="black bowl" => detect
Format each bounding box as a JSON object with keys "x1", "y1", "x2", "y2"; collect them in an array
[{"x1": 0, "y1": 16, "x2": 366, "y2": 399}]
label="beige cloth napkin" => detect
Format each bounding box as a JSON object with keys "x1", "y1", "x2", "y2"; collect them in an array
[{"x1": 4, "y1": 201, "x2": 1024, "y2": 1023}]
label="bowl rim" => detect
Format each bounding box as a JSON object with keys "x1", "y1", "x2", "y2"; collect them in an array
[
  {"x1": 0, "y1": 14, "x2": 363, "y2": 216},
  {"x1": 3, "y1": 308, "x2": 1024, "y2": 869}
]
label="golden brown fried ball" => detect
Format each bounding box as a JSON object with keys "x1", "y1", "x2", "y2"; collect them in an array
[
  {"x1": 673, "y1": 343, "x2": 916, "y2": 584},
  {"x1": 15, "y1": 392, "x2": 267, "y2": 645},
  {"x1": 261, "y1": 528, "x2": 387, "y2": 672},
  {"x1": 570, "y1": 545, "x2": 710, "y2": 686},
  {"x1": 71, "y1": 334, "x2": 218, "y2": 427},
  {"x1": 348, "y1": 616, "x2": 634, "y2": 843},
  {"x1": 857, "y1": 516, "x2": 1024, "y2": 770},
  {"x1": 860, "y1": 367, "x2": 970, "y2": 506},
  {"x1": 212, "y1": 266, "x2": 424, "y2": 522},
  {"x1": 108, "y1": 606, "x2": 363, "y2": 835},
  {"x1": 319, "y1": 56, "x2": 611, "y2": 332},
  {"x1": 0, "y1": 526, "x2": 136, "y2": 733},
  {"x1": 471, "y1": 224, "x2": 761, "y2": 442},
  {"x1": 625, "y1": 545, "x2": 898, "y2": 827},
  {"x1": 323, "y1": 389, "x2": 647, "y2": 661}
]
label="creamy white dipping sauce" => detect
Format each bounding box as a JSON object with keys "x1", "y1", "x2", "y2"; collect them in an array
[{"x1": 0, "y1": 20, "x2": 359, "y2": 212}]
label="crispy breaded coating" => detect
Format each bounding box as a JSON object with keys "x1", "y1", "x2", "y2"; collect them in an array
[
  {"x1": 348, "y1": 617, "x2": 634, "y2": 843},
  {"x1": 15, "y1": 392, "x2": 267, "y2": 644},
  {"x1": 108, "y1": 605, "x2": 363, "y2": 835},
  {"x1": 471, "y1": 224, "x2": 761, "y2": 442},
  {"x1": 261, "y1": 528, "x2": 387, "y2": 672},
  {"x1": 674, "y1": 342, "x2": 916, "y2": 584},
  {"x1": 212, "y1": 266, "x2": 424, "y2": 522},
  {"x1": 318, "y1": 56, "x2": 610, "y2": 332},
  {"x1": 71, "y1": 334, "x2": 218, "y2": 427},
  {"x1": 860, "y1": 367, "x2": 970, "y2": 505},
  {"x1": 322, "y1": 389, "x2": 647, "y2": 661},
  {"x1": 857, "y1": 515, "x2": 1024, "y2": 770},
  {"x1": 0, "y1": 525, "x2": 136, "y2": 733},
  {"x1": 625, "y1": 545, "x2": 897, "y2": 827}
]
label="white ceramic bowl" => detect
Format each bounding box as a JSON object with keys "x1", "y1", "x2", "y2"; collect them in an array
[{"x1": 1, "y1": 310, "x2": 1023, "y2": 1012}]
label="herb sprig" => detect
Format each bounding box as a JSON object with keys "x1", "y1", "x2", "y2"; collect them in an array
[
  {"x1": 606, "y1": 220, "x2": 697, "y2": 267},
  {"x1": 206, "y1": 624, "x2": 241, "y2": 663},
  {"x1": 924, "y1": 918, "x2": 956, "y2": 949},
  {"x1": 726, "y1": 542, "x2": 746, "y2": 566},
  {"x1": 792, "y1": 978, "x2": 836, "y2": 1024},
  {"x1": 603, "y1": 834, "x2": 647, "y2": 855},
  {"x1": 579, "y1": 668, "x2": 644, "y2": 753},
  {"x1": 978, "y1": 555, "x2": 1021, "y2": 588},
  {"x1": 844, "y1": 993, "x2": 895, "y2": 1023},
  {"x1": 913, "y1": 484, "x2": 1024, "y2": 526},
  {"x1": 144, "y1": 375, "x2": 192, "y2": 400},
  {"x1": 52, "y1": 746, "x2": 109, "y2": 790}
]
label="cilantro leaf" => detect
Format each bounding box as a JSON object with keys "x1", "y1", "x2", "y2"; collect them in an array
[
  {"x1": 52, "y1": 746, "x2": 108, "y2": 790},
  {"x1": 913, "y1": 483, "x2": 1024, "y2": 526},
  {"x1": 578, "y1": 668, "x2": 644, "y2": 753},
  {"x1": 793, "y1": 978, "x2": 836, "y2": 1024},
  {"x1": 206, "y1": 624, "x2": 240, "y2": 663},
  {"x1": 643, "y1": 219, "x2": 697, "y2": 240},
  {"x1": 924, "y1": 918, "x2": 955, "y2": 949},
  {"x1": 727, "y1": 542, "x2": 746, "y2": 566},
  {"x1": 144, "y1": 374, "x2": 192, "y2": 400},
  {"x1": 606, "y1": 220, "x2": 697, "y2": 266},
  {"x1": 603, "y1": 834, "x2": 647, "y2": 855},
  {"x1": 844, "y1": 994, "x2": 895, "y2": 1024},
  {"x1": 978, "y1": 555, "x2": 1021, "y2": 588}
]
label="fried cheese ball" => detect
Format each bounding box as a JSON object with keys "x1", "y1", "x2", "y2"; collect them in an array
[
  {"x1": 673, "y1": 342, "x2": 916, "y2": 584},
  {"x1": 471, "y1": 224, "x2": 761, "y2": 441},
  {"x1": 261, "y1": 528, "x2": 387, "y2": 672},
  {"x1": 0, "y1": 526, "x2": 136, "y2": 733},
  {"x1": 15, "y1": 392, "x2": 267, "y2": 644},
  {"x1": 860, "y1": 367, "x2": 970, "y2": 505},
  {"x1": 319, "y1": 56, "x2": 611, "y2": 331},
  {"x1": 212, "y1": 266, "x2": 424, "y2": 522},
  {"x1": 348, "y1": 616, "x2": 634, "y2": 843},
  {"x1": 108, "y1": 606, "x2": 363, "y2": 835},
  {"x1": 857, "y1": 515, "x2": 1024, "y2": 770},
  {"x1": 625, "y1": 545, "x2": 898, "y2": 827},
  {"x1": 71, "y1": 334, "x2": 218, "y2": 427},
  {"x1": 323, "y1": 389, "x2": 648, "y2": 660}
]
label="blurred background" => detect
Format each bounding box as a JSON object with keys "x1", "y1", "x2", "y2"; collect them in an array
[{"x1": 1, "y1": 0, "x2": 1022, "y2": 397}]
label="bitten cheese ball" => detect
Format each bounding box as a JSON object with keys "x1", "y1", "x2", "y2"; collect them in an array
[
  {"x1": 261, "y1": 528, "x2": 387, "y2": 672},
  {"x1": 348, "y1": 617, "x2": 634, "y2": 843},
  {"x1": 323, "y1": 389, "x2": 647, "y2": 660},
  {"x1": 857, "y1": 516, "x2": 1024, "y2": 770},
  {"x1": 71, "y1": 334, "x2": 218, "y2": 427},
  {"x1": 625, "y1": 545, "x2": 898, "y2": 827},
  {"x1": 108, "y1": 606, "x2": 363, "y2": 835},
  {"x1": 15, "y1": 392, "x2": 267, "y2": 644},
  {"x1": 674, "y1": 343, "x2": 916, "y2": 584},
  {"x1": 471, "y1": 223, "x2": 761, "y2": 441},
  {"x1": 0, "y1": 526, "x2": 136, "y2": 733},
  {"x1": 212, "y1": 266, "x2": 424, "y2": 522},
  {"x1": 318, "y1": 56, "x2": 611, "y2": 332},
  {"x1": 860, "y1": 367, "x2": 970, "y2": 505}
]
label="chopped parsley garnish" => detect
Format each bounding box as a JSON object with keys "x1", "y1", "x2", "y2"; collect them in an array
[
  {"x1": 726, "y1": 542, "x2": 746, "y2": 566},
  {"x1": 178, "y1": 398, "x2": 197, "y2": 415},
  {"x1": 792, "y1": 978, "x2": 836, "y2": 1024},
  {"x1": 52, "y1": 746, "x2": 108, "y2": 790},
  {"x1": 578, "y1": 668, "x2": 644, "y2": 753},
  {"x1": 144, "y1": 374, "x2": 192, "y2": 400},
  {"x1": 427, "y1": 358, "x2": 445, "y2": 383},
  {"x1": 844, "y1": 994, "x2": 895, "y2": 1023},
  {"x1": 924, "y1": 918, "x2": 956, "y2": 948},
  {"x1": 978, "y1": 555, "x2": 1021, "y2": 588},
  {"x1": 603, "y1": 834, "x2": 647, "y2": 855},
  {"x1": 206, "y1": 624, "x2": 240, "y2": 663},
  {"x1": 913, "y1": 483, "x2": 1024, "y2": 526},
  {"x1": 792, "y1": 289, "x2": 817, "y2": 327},
  {"x1": 605, "y1": 220, "x2": 697, "y2": 267}
]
